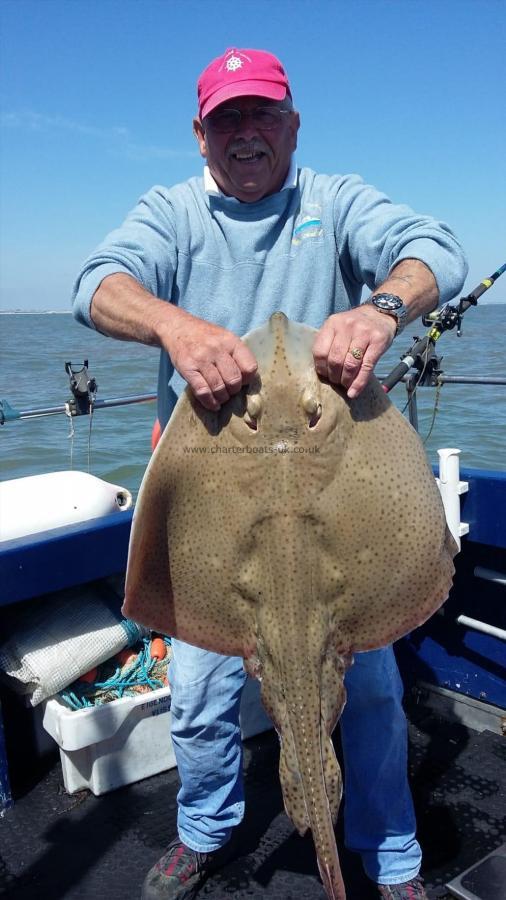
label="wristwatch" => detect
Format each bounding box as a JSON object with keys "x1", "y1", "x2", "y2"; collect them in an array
[{"x1": 365, "y1": 293, "x2": 408, "y2": 335}]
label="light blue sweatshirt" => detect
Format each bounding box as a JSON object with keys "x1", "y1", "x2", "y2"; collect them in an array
[{"x1": 72, "y1": 167, "x2": 467, "y2": 425}]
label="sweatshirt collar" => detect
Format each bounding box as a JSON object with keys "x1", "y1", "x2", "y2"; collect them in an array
[{"x1": 203, "y1": 156, "x2": 298, "y2": 201}]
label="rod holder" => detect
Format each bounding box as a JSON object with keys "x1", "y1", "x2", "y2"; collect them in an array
[{"x1": 436, "y1": 448, "x2": 469, "y2": 550}]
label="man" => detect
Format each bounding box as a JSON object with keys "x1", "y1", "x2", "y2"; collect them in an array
[{"x1": 72, "y1": 48, "x2": 467, "y2": 900}]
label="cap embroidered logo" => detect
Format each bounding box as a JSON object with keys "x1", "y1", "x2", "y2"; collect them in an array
[{"x1": 226, "y1": 55, "x2": 244, "y2": 72}]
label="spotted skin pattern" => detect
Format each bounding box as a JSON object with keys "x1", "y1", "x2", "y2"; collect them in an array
[{"x1": 123, "y1": 313, "x2": 457, "y2": 900}]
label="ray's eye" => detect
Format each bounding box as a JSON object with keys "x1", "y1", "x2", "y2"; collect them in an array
[
  {"x1": 301, "y1": 387, "x2": 322, "y2": 428},
  {"x1": 245, "y1": 392, "x2": 262, "y2": 431},
  {"x1": 308, "y1": 404, "x2": 322, "y2": 428}
]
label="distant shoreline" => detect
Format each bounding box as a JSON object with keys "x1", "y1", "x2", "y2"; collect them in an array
[{"x1": 1, "y1": 302, "x2": 505, "y2": 315}]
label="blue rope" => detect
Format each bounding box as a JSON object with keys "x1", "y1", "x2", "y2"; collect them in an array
[
  {"x1": 59, "y1": 634, "x2": 170, "y2": 708},
  {"x1": 60, "y1": 689, "x2": 94, "y2": 710},
  {"x1": 120, "y1": 618, "x2": 145, "y2": 646},
  {"x1": 94, "y1": 641, "x2": 163, "y2": 698}
]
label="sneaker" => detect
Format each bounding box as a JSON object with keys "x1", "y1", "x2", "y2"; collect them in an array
[
  {"x1": 141, "y1": 836, "x2": 237, "y2": 900},
  {"x1": 377, "y1": 876, "x2": 428, "y2": 899}
]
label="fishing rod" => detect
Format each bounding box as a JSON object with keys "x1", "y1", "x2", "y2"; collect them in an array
[{"x1": 382, "y1": 262, "x2": 506, "y2": 393}]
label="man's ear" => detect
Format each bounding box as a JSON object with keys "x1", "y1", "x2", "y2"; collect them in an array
[{"x1": 193, "y1": 118, "x2": 207, "y2": 159}]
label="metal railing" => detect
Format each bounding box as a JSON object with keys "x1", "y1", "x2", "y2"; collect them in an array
[
  {"x1": 1, "y1": 376, "x2": 505, "y2": 429},
  {"x1": 377, "y1": 374, "x2": 506, "y2": 431}
]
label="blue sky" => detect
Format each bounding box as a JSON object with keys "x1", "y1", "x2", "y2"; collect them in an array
[{"x1": 1, "y1": 0, "x2": 505, "y2": 310}]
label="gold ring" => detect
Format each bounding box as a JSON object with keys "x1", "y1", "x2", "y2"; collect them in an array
[{"x1": 349, "y1": 347, "x2": 364, "y2": 361}]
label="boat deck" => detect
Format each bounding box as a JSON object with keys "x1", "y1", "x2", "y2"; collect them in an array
[{"x1": 0, "y1": 698, "x2": 504, "y2": 900}]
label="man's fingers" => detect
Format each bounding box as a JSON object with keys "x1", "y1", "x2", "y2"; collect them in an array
[
  {"x1": 314, "y1": 320, "x2": 360, "y2": 385},
  {"x1": 187, "y1": 370, "x2": 222, "y2": 411},
  {"x1": 197, "y1": 345, "x2": 257, "y2": 408},
  {"x1": 191, "y1": 359, "x2": 241, "y2": 409},
  {"x1": 325, "y1": 341, "x2": 345, "y2": 385},
  {"x1": 216, "y1": 350, "x2": 253, "y2": 397},
  {"x1": 312, "y1": 325, "x2": 336, "y2": 378},
  {"x1": 339, "y1": 345, "x2": 366, "y2": 389},
  {"x1": 346, "y1": 352, "x2": 376, "y2": 398},
  {"x1": 232, "y1": 340, "x2": 258, "y2": 382}
]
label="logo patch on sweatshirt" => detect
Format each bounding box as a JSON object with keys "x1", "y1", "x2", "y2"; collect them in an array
[{"x1": 292, "y1": 205, "x2": 323, "y2": 246}]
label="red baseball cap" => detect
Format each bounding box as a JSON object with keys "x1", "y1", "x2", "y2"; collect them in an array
[{"x1": 197, "y1": 48, "x2": 292, "y2": 120}]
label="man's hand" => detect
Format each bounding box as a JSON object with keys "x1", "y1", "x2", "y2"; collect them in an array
[
  {"x1": 91, "y1": 275, "x2": 257, "y2": 412},
  {"x1": 164, "y1": 308, "x2": 258, "y2": 411},
  {"x1": 313, "y1": 259, "x2": 440, "y2": 398},
  {"x1": 313, "y1": 305, "x2": 396, "y2": 398}
]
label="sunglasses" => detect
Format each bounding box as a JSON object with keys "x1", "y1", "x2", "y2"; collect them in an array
[{"x1": 205, "y1": 107, "x2": 291, "y2": 134}]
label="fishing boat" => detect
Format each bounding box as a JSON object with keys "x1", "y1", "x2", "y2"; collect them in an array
[{"x1": 0, "y1": 272, "x2": 504, "y2": 900}]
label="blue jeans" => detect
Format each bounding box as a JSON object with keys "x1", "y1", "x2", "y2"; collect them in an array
[{"x1": 169, "y1": 640, "x2": 421, "y2": 886}]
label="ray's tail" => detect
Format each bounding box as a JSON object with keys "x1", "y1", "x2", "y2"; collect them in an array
[
  {"x1": 254, "y1": 517, "x2": 350, "y2": 899},
  {"x1": 262, "y1": 663, "x2": 348, "y2": 900},
  {"x1": 319, "y1": 860, "x2": 347, "y2": 900}
]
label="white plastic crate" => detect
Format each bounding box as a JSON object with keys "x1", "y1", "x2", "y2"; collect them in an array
[{"x1": 42, "y1": 676, "x2": 271, "y2": 795}]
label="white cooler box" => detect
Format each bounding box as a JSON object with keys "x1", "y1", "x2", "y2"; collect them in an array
[{"x1": 42, "y1": 676, "x2": 272, "y2": 796}]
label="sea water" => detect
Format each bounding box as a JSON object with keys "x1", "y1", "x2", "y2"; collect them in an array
[{"x1": 0, "y1": 306, "x2": 504, "y2": 498}]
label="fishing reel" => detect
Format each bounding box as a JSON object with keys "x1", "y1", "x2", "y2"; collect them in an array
[{"x1": 422, "y1": 295, "x2": 477, "y2": 338}]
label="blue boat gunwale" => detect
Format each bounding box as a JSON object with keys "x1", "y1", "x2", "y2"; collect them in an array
[
  {"x1": 0, "y1": 466, "x2": 504, "y2": 608},
  {"x1": 0, "y1": 510, "x2": 133, "y2": 607}
]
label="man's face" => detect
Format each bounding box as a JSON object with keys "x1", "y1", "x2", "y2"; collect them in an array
[{"x1": 193, "y1": 96, "x2": 300, "y2": 203}]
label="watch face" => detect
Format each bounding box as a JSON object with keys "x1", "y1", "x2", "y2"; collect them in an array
[{"x1": 373, "y1": 293, "x2": 403, "y2": 311}]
